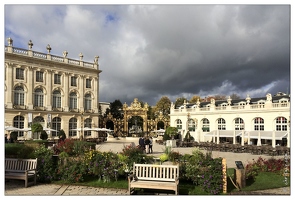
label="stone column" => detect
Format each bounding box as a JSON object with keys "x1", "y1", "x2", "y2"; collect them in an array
[
  {"x1": 46, "y1": 70, "x2": 52, "y2": 110},
  {"x1": 5, "y1": 63, "x2": 13, "y2": 108},
  {"x1": 26, "y1": 66, "x2": 34, "y2": 109},
  {"x1": 79, "y1": 75, "x2": 85, "y2": 111},
  {"x1": 63, "y1": 72, "x2": 69, "y2": 111}
]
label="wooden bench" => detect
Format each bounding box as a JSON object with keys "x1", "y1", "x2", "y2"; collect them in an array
[
  {"x1": 128, "y1": 162, "x2": 179, "y2": 195},
  {"x1": 5, "y1": 158, "x2": 38, "y2": 187}
]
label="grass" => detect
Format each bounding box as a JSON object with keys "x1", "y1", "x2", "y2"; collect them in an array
[{"x1": 52, "y1": 168, "x2": 290, "y2": 195}]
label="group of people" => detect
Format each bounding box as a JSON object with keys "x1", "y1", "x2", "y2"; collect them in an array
[{"x1": 139, "y1": 136, "x2": 153, "y2": 153}]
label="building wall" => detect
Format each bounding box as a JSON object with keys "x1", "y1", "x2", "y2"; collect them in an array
[
  {"x1": 170, "y1": 94, "x2": 290, "y2": 147},
  {"x1": 4, "y1": 38, "x2": 102, "y2": 140}
]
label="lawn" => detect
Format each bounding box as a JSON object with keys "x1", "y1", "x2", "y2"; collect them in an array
[{"x1": 52, "y1": 168, "x2": 290, "y2": 195}]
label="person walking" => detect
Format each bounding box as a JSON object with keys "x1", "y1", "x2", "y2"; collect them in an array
[
  {"x1": 144, "y1": 137, "x2": 150, "y2": 153},
  {"x1": 149, "y1": 137, "x2": 153, "y2": 153},
  {"x1": 139, "y1": 136, "x2": 145, "y2": 152}
]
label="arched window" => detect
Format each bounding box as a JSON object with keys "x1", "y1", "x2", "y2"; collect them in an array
[
  {"x1": 34, "y1": 88, "x2": 44, "y2": 107},
  {"x1": 254, "y1": 117, "x2": 264, "y2": 131},
  {"x1": 53, "y1": 90, "x2": 61, "y2": 108},
  {"x1": 13, "y1": 115, "x2": 24, "y2": 137},
  {"x1": 84, "y1": 118, "x2": 92, "y2": 136},
  {"x1": 14, "y1": 86, "x2": 24, "y2": 106},
  {"x1": 276, "y1": 117, "x2": 287, "y2": 131},
  {"x1": 235, "y1": 118, "x2": 244, "y2": 130},
  {"x1": 202, "y1": 118, "x2": 210, "y2": 132},
  {"x1": 69, "y1": 118, "x2": 77, "y2": 137},
  {"x1": 52, "y1": 117, "x2": 61, "y2": 137},
  {"x1": 217, "y1": 118, "x2": 226, "y2": 130},
  {"x1": 176, "y1": 119, "x2": 182, "y2": 129},
  {"x1": 84, "y1": 94, "x2": 92, "y2": 110},
  {"x1": 188, "y1": 119, "x2": 195, "y2": 131},
  {"x1": 69, "y1": 92, "x2": 77, "y2": 110}
]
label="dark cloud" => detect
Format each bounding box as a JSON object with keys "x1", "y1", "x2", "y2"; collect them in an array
[{"x1": 4, "y1": 4, "x2": 291, "y2": 105}]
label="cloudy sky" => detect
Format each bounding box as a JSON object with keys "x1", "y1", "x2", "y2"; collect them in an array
[{"x1": 3, "y1": 2, "x2": 291, "y2": 106}]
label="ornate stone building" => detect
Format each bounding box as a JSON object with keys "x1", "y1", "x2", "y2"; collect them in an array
[
  {"x1": 4, "y1": 38, "x2": 101, "y2": 140},
  {"x1": 170, "y1": 93, "x2": 290, "y2": 148}
]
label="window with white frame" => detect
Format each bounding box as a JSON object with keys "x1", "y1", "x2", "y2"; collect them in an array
[
  {"x1": 84, "y1": 94, "x2": 92, "y2": 110},
  {"x1": 14, "y1": 86, "x2": 24, "y2": 106},
  {"x1": 69, "y1": 118, "x2": 77, "y2": 137},
  {"x1": 36, "y1": 71, "x2": 43, "y2": 82},
  {"x1": 254, "y1": 117, "x2": 264, "y2": 131},
  {"x1": 176, "y1": 119, "x2": 182, "y2": 129},
  {"x1": 69, "y1": 92, "x2": 78, "y2": 110},
  {"x1": 34, "y1": 88, "x2": 44, "y2": 107},
  {"x1": 16, "y1": 68, "x2": 24, "y2": 80},
  {"x1": 52, "y1": 117, "x2": 61, "y2": 137},
  {"x1": 276, "y1": 117, "x2": 288, "y2": 131},
  {"x1": 202, "y1": 118, "x2": 210, "y2": 132},
  {"x1": 235, "y1": 118, "x2": 244, "y2": 130},
  {"x1": 217, "y1": 118, "x2": 226, "y2": 130},
  {"x1": 86, "y1": 78, "x2": 91, "y2": 88},
  {"x1": 188, "y1": 119, "x2": 195, "y2": 131},
  {"x1": 52, "y1": 90, "x2": 61, "y2": 108},
  {"x1": 54, "y1": 74, "x2": 61, "y2": 84},
  {"x1": 13, "y1": 115, "x2": 24, "y2": 137},
  {"x1": 84, "y1": 118, "x2": 92, "y2": 136},
  {"x1": 71, "y1": 76, "x2": 77, "y2": 86}
]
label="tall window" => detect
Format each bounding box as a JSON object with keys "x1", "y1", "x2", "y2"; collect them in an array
[
  {"x1": 14, "y1": 86, "x2": 24, "y2": 106},
  {"x1": 202, "y1": 118, "x2": 210, "y2": 132},
  {"x1": 54, "y1": 74, "x2": 61, "y2": 84},
  {"x1": 69, "y1": 118, "x2": 77, "y2": 137},
  {"x1": 13, "y1": 115, "x2": 24, "y2": 137},
  {"x1": 86, "y1": 78, "x2": 91, "y2": 88},
  {"x1": 84, "y1": 118, "x2": 92, "y2": 136},
  {"x1": 176, "y1": 119, "x2": 182, "y2": 129},
  {"x1": 217, "y1": 118, "x2": 226, "y2": 130},
  {"x1": 71, "y1": 76, "x2": 77, "y2": 86},
  {"x1": 276, "y1": 117, "x2": 287, "y2": 131},
  {"x1": 254, "y1": 117, "x2": 264, "y2": 131},
  {"x1": 34, "y1": 88, "x2": 44, "y2": 107},
  {"x1": 52, "y1": 90, "x2": 61, "y2": 108},
  {"x1": 16, "y1": 68, "x2": 24, "y2": 80},
  {"x1": 84, "y1": 94, "x2": 92, "y2": 110},
  {"x1": 235, "y1": 118, "x2": 244, "y2": 130},
  {"x1": 36, "y1": 71, "x2": 43, "y2": 82},
  {"x1": 188, "y1": 119, "x2": 195, "y2": 131},
  {"x1": 52, "y1": 117, "x2": 61, "y2": 137},
  {"x1": 69, "y1": 92, "x2": 78, "y2": 110}
]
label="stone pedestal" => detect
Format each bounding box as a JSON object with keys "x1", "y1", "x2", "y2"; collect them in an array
[{"x1": 166, "y1": 140, "x2": 176, "y2": 148}]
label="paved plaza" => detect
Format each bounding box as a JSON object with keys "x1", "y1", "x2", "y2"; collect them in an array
[{"x1": 4, "y1": 137, "x2": 291, "y2": 196}]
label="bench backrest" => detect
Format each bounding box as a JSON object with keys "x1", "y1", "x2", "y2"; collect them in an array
[
  {"x1": 5, "y1": 158, "x2": 38, "y2": 171},
  {"x1": 132, "y1": 163, "x2": 179, "y2": 182}
]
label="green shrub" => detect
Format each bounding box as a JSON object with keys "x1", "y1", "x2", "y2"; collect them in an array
[
  {"x1": 5, "y1": 143, "x2": 35, "y2": 158},
  {"x1": 40, "y1": 130, "x2": 48, "y2": 140},
  {"x1": 33, "y1": 144, "x2": 55, "y2": 182}
]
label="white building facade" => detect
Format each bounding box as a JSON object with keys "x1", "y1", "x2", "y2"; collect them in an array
[
  {"x1": 4, "y1": 38, "x2": 102, "y2": 140},
  {"x1": 170, "y1": 93, "x2": 290, "y2": 148}
]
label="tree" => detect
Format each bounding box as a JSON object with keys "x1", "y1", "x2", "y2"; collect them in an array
[
  {"x1": 165, "y1": 126, "x2": 178, "y2": 139},
  {"x1": 58, "y1": 129, "x2": 66, "y2": 141},
  {"x1": 230, "y1": 93, "x2": 241, "y2": 100},
  {"x1": 40, "y1": 130, "x2": 48, "y2": 140},
  {"x1": 109, "y1": 99, "x2": 123, "y2": 119},
  {"x1": 31, "y1": 123, "x2": 43, "y2": 139},
  {"x1": 174, "y1": 97, "x2": 188, "y2": 108},
  {"x1": 189, "y1": 95, "x2": 201, "y2": 103},
  {"x1": 213, "y1": 95, "x2": 227, "y2": 100},
  {"x1": 154, "y1": 96, "x2": 171, "y2": 116}
]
